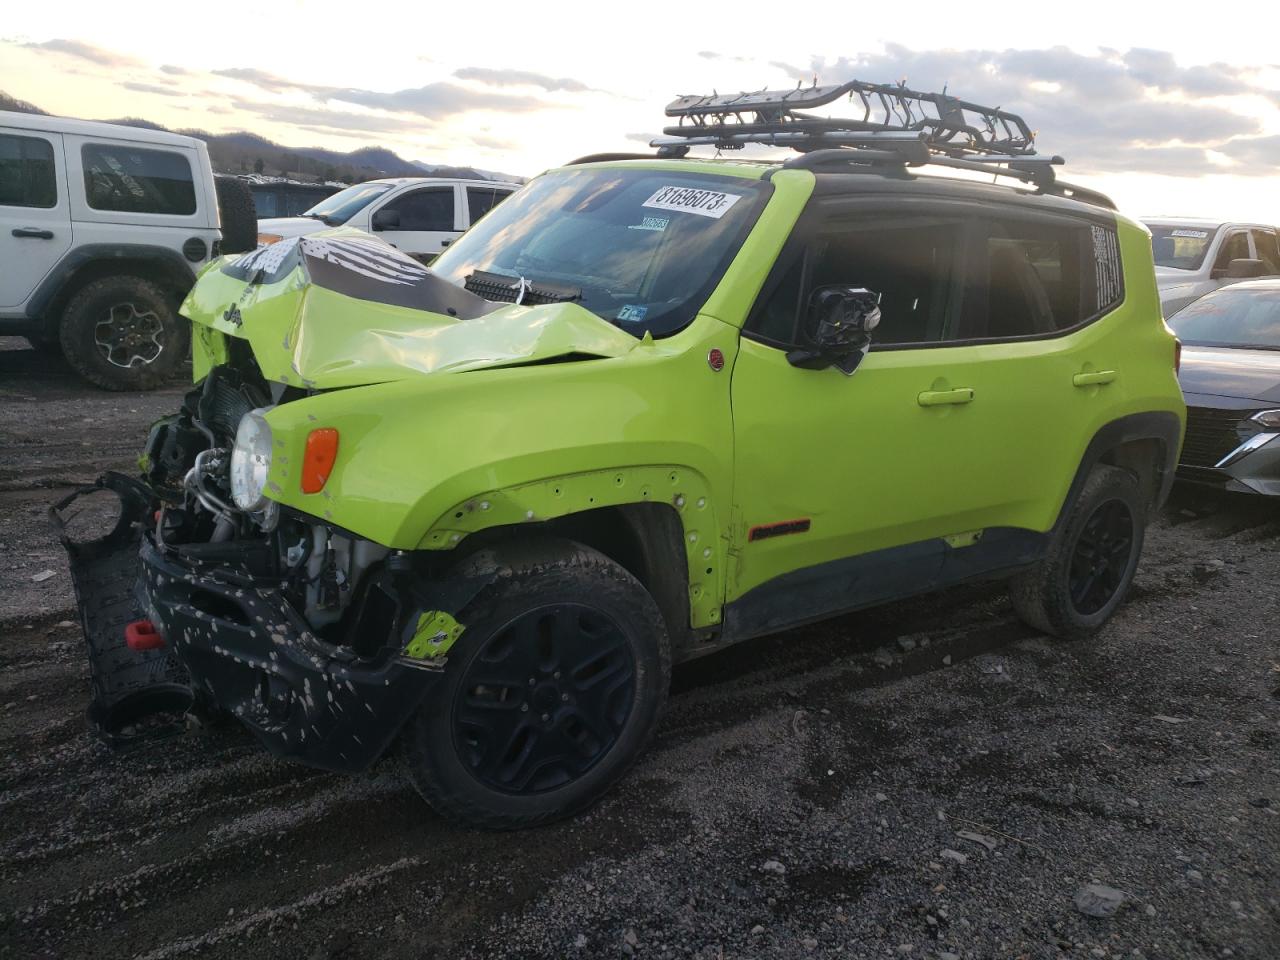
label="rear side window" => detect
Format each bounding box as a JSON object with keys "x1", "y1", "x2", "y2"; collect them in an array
[
  {"x1": 963, "y1": 218, "x2": 1121, "y2": 339},
  {"x1": 1250, "y1": 231, "x2": 1280, "y2": 273},
  {"x1": 81, "y1": 143, "x2": 196, "y2": 215},
  {"x1": 467, "y1": 185, "x2": 511, "y2": 224},
  {"x1": 0, "y1": 134, "x2": 57, "y2": 208},
  {"x1": 381, "y1": 187, "x2": 454, "y2": 231}
]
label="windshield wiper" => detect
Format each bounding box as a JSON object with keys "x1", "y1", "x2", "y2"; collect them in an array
[
  {"x1": 301, "y1": 212, "x2": 334, "y2": 225},
  {"x1": 464, "y1": 270, "x2": 582, "y2": 305}
]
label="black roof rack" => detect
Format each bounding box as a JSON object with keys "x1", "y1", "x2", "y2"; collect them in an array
[{"x1": 644, "y1": 80, "x2": 1114, "y2": 209}]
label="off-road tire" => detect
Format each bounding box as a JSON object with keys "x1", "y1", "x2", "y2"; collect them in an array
[
  {"x1": 403, "y1": 539, "x2": 672, "y2": 829},
  {"x1": 214, "y1": 176, "x2": 257, "y2": 254},
  {"x1": 1010, "y1": 464, "x2": 1145, "y2": 640},
  {"x1": 58, "y1": 276, "x2": 188, "y2": 391}
]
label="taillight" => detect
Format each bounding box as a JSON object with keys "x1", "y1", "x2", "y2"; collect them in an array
[
  {"x1": 301, "y1": 428, "x2": 339, "y2": 494},
  {"x1": 1174, "y1": 338, "x2": 1182, "y2": 374}
]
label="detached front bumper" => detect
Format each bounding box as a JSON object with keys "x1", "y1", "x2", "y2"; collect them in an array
[{"x1": 140, "y1": 539, "x2": 440, "y2": 773}]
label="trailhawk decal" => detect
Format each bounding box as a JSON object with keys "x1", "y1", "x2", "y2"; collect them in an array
[{"x1": 642, "y1": 185, "x2": 742, "y2": 219}]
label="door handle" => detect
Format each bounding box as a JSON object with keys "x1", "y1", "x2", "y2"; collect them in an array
[
  {"x1": 1072, "y1": 370, "x2": 1117, "y2": 387},
  {"x1": 12, "y1": 227, "x2": 54, "y2": 240},
  {"x1": 917, "y1": 387, "x2": 974, "y2": 407}
]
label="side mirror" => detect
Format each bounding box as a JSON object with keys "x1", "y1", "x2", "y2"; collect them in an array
[
  {"x1": 787, "y1": 286, "x2": 881, "y2": 375},
  {"x1": 370, "y1": 208, "x2": 400, "y2": 231},
  {"x1": 1226, "y1": 258, "x2": 1267, "y2": 279}
]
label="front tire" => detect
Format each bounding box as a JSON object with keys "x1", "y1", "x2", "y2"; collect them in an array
[
  {"x1": 403, "y1": 540, "x2": 671, "y2": 829},
  {"x1": 58, "y1": 276, "x2": 189, "y2": 391},
  {"x1": 1010, "y1": 464, "x2": 1146, "y2": 640}
]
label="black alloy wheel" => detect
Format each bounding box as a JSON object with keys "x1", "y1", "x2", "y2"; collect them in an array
[
  {"x1": 1067, "y1": 498, "x2": 1136, "y2": 615},
  {"x1": 452, "y1": 603, "x2": 637, "y2": 794}
]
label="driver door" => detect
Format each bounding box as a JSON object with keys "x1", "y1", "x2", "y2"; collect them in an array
[{"x1": 729, "y1": 208, "x2": 1021, "y2": 607}]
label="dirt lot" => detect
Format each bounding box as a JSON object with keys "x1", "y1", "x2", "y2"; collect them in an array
[{"x1": 1, "y1": 339, "x2": 1277, "y2": 960}]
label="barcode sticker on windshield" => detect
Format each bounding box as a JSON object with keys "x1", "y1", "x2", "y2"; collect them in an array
[
  {"x1": 1170, "y1": 229, "x2": 1209, "y2": 239},
  {"x1": 643, "y1": 186, "x2": 742, "y2": 219}
]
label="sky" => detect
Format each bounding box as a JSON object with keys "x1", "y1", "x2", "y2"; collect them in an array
[{"x1": 2, "y1": 0, "x2": 1278, "y2": 221}]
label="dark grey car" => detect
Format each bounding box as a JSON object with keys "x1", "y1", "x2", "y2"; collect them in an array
[{"x1": 1169, "y1": 278, "x2": 1280, "y2": 495}]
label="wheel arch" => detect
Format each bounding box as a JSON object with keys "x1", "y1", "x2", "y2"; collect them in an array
[
  {"x1": 420, "y1": 464, "x2": 726, "y2": 639},
  {"x1": 27, "y1": 245, "x2": 196, "y2": 335},
  {"x1": 1055, "y1": 411, "x2": 1183, "y2": 531}
]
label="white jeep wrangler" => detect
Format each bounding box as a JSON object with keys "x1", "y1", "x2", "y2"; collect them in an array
[
  {"x1": 256, "y1": 176, "x2": 519, "y2": 262},
  {"x1": 0, "y1": 112, "x2": 256, "y2": 390},
  {"x1": 1144, "y1": 218, "x2": 1280, "y2": 318}
]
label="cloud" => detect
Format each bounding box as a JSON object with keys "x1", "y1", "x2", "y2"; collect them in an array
[
  {"x1": 121, "y1": 82, "x2": 186, "y2": 98},
  {"x1": 159, "y1": 64, "x2": 191, "y2": 76},
  {"x1": 230, "y1": 99, "x2": 426, "y2": 135},
  {"x1": 21, "y1": 38, "x2": 140, "y2": 68},
  {"x1": 453, "y1": 67, "x2": 591, "y2": 93},
  {"x1": 1218, "y1": 135, "x2": 1280, "y2": 171},
  {"x1": 626, "y1": 132, "x2": 659, "y2": 145},
  {"x1": 796, "y1": 44, "x2": 1275, "y2": 177},
  {"x1": 328, "y1": 82, "x2": 547, "y2": 117},
  {"x1": 213, "y1": 67, "x2": 327, "y2": 95}
]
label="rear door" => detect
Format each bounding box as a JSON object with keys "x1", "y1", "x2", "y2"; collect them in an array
[
  {"x1": 464, "y1": 184, "x2": 514, "y2": 229},
  {"x1": 370, "y1": 184, "x2": 461, "y2": 261},
  {"x1": 0, "y1": 128, "x2": 72, "y2": 309}
]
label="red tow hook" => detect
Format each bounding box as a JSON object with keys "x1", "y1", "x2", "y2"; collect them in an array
[{"x1": 125, "y1": 620, "x2": 165, "y2": 652}]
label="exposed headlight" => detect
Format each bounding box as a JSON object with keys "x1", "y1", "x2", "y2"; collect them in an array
[
  {"x1": 229, "y1": 410, "x2": 273, "y2": 511},
  {"x1": 1250, "y1": 409, "x2": 1280, "y2": 430},
  {"x1": 256, "y1": 232, "x2": 284, "y2": 247}
]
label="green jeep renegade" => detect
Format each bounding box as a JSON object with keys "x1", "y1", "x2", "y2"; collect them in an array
[{"x1": 59, "y1": 82, "x2": 1185, "y2": 828}]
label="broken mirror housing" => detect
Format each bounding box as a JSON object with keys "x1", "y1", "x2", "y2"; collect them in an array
[{"x1": 229, "y1": 408, "x2": 272, "y2": 511}]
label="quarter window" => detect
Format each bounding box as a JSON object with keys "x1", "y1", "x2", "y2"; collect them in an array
[
  {"x1": 0, "y1": 134, "x2": 57, "y2": 208},
  {"x1": 467, "y1": 186, "x2": 511, "y2": 225},
  {"x1": 380, "y1": 188, "x2": 455, "y2": 231},
  {"x1": 82, "y1": 143, "x2": 196, "y2": 215}
]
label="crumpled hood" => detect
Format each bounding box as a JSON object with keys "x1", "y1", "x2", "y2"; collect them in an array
[{"x1": 182, "y1": 229, "x2": 644, "y2": 389}]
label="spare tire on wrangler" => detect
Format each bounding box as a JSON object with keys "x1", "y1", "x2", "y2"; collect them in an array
[{"x1": 214, "y1": 176, "x2": 257, "y2": 254}]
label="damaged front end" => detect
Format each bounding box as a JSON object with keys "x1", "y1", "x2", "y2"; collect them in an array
[{"x1": 56, "y1": 361, "x2": 486, "y2": 771}]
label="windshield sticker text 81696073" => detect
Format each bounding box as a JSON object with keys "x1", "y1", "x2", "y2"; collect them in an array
[{"x1": 643, "y1": 186, "x2": 742, "y2": 220}]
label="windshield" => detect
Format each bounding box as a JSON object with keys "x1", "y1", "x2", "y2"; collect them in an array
[
  {"x1": 1149, "y1": 224, "x2": 1220, "y2": 271},
  {"x1": 302, "y1": 182, "x2": 393, "y2": 224},
  {"x1": 430, "y1": 167, "x2": 771, "y2": 337},
  {"x1": 1169, "y1": 288, "x2": 1280, "y2": 350}
]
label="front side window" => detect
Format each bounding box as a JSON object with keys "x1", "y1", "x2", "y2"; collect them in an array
[
  {"x1": 0, "y1": 134, "x2": 57, "y2": 208},
  {"x1": 302, "y1": 182, "x2": 393, "y2": 225},
  {"x1": 1150, "y1": 224, "x2": 1218, "y2": 271},
  {"x1": 467, "y1": 185, "x2": 511, "y2": 224},
  {"x1": 380, "y1": 187, "x2": 454, "y2": 231},
  {"x1": 1213, "y1": 232, "x2": 1251, "y2": 273},
  {"x1": 1250, "y1": 231, "x2": 1280, "y2": 274},
  {"x1": 431, "y1": 168, "x2": 771, "y2": 338},
  {"x1": 82, "y1": 143, "x2": 195, "y2": 215},
  {"x1": 1168, "y1": 289, "x2": 1280, "y2": 349}
]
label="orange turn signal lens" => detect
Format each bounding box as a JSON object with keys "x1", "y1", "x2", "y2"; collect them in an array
[{"x1": 301, "y1": 428, "x2": 339, "y2": 494}]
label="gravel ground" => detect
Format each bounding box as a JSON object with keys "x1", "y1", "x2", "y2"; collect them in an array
[{"x1": 1, "y1": 338, "x2": 1277, "y2": 960}]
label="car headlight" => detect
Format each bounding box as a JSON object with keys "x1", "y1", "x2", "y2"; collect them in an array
[
  {"x1": 229, "y1": 410, "x2": 273, "y2": 511},
  {"x1": 1250, "y1": 409, "x2": 1280, "y2": 430}
]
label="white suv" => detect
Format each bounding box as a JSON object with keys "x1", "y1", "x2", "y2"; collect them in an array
[
  {"x1": 0, "y1": 112, "x2": 255, "y2": 390},
  {"x1": 256, "y1": 177, "x2": 519, "y2": 261},
  {"x1": 1144, "y1": 218, "x2": 1280, "y2": 317}
]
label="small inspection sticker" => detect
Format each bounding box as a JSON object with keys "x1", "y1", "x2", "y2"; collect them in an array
[
  {"x1": 643, "y1": 185, "x2": 742, "y2": 219},
  {"x1": 628, "y1": 216, "x2": 670, "y2": 232},
  {"x1": 617, "y1": 304, "x2": 649, "y2": 322},
  {"x1": 1170, "y1": 229, "x2": 1210, "y2": 239}
]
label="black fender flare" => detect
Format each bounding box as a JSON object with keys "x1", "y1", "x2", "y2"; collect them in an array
[
  {"x1": 1053, "y1": 411, "x2": 1183, "y2": 532},
  {"x1": 26, "y1": 243, "x2": 198, "y2": 322}
]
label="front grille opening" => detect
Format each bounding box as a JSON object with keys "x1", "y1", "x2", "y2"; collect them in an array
[{"x1": 1182, "y1": 408, "x2": 1247, "y2": 468}]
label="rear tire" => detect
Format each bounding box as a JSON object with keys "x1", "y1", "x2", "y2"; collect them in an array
[
  {"x1": 1010, "y1": 464, "x2": 1145, "y2": 640},
  {"x1": 214, "y1": 176, "x2": 257, "y2": 254},
  {"x1": 58, "y1": 276, "x2": 189, "y2": 391},
  {"x1": 403, "y1": 539, "x2": 671, "y2": 829}
]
